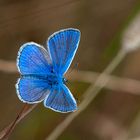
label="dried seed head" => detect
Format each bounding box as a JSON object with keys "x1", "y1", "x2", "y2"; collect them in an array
[{"x1": 122, "y1": 13, "x2": 140, "y2": 52}]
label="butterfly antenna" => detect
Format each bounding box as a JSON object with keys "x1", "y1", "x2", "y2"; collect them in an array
[{"x1": 68, "y1": 62, "x2": 79, "y2": 74}]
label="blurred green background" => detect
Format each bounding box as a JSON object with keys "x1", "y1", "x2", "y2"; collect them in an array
[{"x1": 0, "y1": 0, "x2": 140, "y2": 140}]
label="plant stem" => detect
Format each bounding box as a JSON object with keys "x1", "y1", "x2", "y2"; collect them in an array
[
  {"x1": 0, "y1": 104, "x2": 37, "y2": 140},
  {"x1": 46, "y1": 49, "x2": 126, "y2": 140}
]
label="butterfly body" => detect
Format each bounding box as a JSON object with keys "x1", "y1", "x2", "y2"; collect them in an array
[
  {"x1": 16, "y1": 28, "x2": 80, "y2": 113},
  {"x1": 21, "y1": 74, "x2": 65, "y2": 87}
]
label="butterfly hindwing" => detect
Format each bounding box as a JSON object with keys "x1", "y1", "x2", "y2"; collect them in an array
[
  {"x1": 47, "y1": 28, "x2": 80, "y2": 75},
  {"x1": 44, "y1": 84, "x2": 77, "y2": 113},
  {"x1": 16, "y1": 76, "x2": 50, "y2": 103},
  {"x1": 17, "y1": 42, "x2": 52, "y2": 75}
]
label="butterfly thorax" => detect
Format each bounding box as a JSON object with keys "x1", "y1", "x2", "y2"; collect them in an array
[{"x1": 22, "y1": 74, "x2": 65, "y2": 86}]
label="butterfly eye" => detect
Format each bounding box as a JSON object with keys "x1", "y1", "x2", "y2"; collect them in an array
[{"x1": 63, "y1": 78, "x2": 68, "y2": 84}]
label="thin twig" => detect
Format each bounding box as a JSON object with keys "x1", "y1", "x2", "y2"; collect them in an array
[
  {"x1": 0, "y1": 104, "x2": 37, "y2": 140},
  {"x1": 46, "y1": 49, "x2": 126, "y2": 140}
]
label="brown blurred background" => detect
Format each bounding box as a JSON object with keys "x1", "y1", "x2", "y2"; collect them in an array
[{"x1": 0, "y1": 0, "x2": 140, "y2": 140}]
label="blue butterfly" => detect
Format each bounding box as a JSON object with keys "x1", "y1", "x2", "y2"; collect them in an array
[{"x1": 16, "y1": 28, "x2": 80, "y2": 113}]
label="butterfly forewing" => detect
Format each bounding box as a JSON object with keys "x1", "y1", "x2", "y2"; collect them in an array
[
  {"x1": 47, "y1": 28, "x2": 80, "y2": 76},
  {"x1": 17, "y1": 42, "x2": 52, "y2": 75}
]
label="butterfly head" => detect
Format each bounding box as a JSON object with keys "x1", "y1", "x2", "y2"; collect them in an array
[{"x1": 63, "y1": 78, "x2": 68, "y2": 84}]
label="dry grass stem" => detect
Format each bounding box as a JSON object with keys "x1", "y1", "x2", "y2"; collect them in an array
[
  {"x1": 0, "y1": 104, "x2": 37, "y2": 140},
  {"x1": 46, "y1": 50, "x2": 126, "y2": 140}
]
